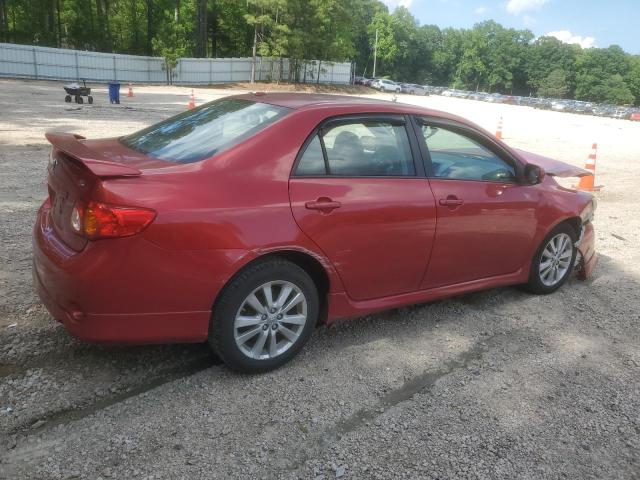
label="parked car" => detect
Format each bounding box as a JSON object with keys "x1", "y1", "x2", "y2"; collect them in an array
[
  {"x1": 612, "y1": 107, "x2": 631, "y2": 119},
  {"x1": 592, "y1": 104, "x2": 614, "y2": 117},
  {"x1": 426, "y1": 86, "x2": 445, "y2": 95},
  {"x1": 354, "y1": 76, "x2": 367, "y2": 85},
  {"x1": 376, "y1": 79, "x2": 401, "y2": 93},
  {"x1": 363, "y1": 77, "x2": 379, "y2": 87},
  {"x1": 410, "y1": 84, "x2": 429, "y2": 95},
  {"x1": 400, "y1": 83, "x2": 428, "y2": 95},
  {"x1": 629, "y1": 111, "x2": 640, "y2": 121},
  {"x1": 33, "y1": 93, "x2": 597, "y2": 372},
  {"x1": 468, "y1": 92, "x2": 487, "y2": 101},
  {"x1": 486, "y1": 93, "x2": 504, "y2": 103}
]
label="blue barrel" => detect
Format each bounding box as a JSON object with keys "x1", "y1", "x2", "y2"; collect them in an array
[{"x1": 108, "y1": 82, "x2": 121, "y2": 104}]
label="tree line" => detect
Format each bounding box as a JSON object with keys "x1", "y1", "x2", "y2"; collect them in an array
[{"x1": 1, "y1": 0, "x2": 639, "y2": 105}]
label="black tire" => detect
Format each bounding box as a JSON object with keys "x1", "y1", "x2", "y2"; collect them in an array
[
  {"x1": 88, "y1": 96, "x2": 93, "y2": 104},
  {"x1": 209, "y1": 259, "x2": 319, "y2": 372},
  {"x1": 524, "y1": 223, "x2": 577, "y2": 295},
  {"x1": 75, "y1": 95, "x2": 83, "y2": 104},
  {"x1": 64, "y1": 95, "x2": 72, "y2": 103}
]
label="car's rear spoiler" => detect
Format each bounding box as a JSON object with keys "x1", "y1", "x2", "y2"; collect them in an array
[{"x1": 45, "y1": 132, "x2": 142, "y2": 177}]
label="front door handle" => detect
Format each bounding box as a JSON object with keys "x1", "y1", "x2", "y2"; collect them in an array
[
  {"x1": 439, "y1": 196, "x2": 464, "y2": 207},
  {"x1": 305, "y1": 198, "x2": 342, "y2": 212}
]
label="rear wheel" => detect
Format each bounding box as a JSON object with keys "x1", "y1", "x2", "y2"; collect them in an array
[
  {"x1": 524, "y1": 224, "x2": 577, "y2": 294},
  {"x1": 209, "y1": 259, "x2": 318, "y2": 372},
  {"x1": 64, "y1": 95, "x2": 71, "y2": 103},
  {"x1": 88, "y1": 96, "x2": 93, "y2": 104}
]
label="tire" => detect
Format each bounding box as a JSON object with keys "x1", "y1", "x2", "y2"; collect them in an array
[
  {"x1": 64, "y1": 95, "x2": 71, "y2": 103},
  {"x1": 88, "y1": 96, "x2": 93, "y2": 104},
  {"x1": 75, "y1": 95, "x2": 83, "y2": 104},
  {"x1": 209, "y1": 259, "x2": 319, "y2": 372},
  {"x1": 524, "y1": 223, "x2": 577, "y2": 294}
]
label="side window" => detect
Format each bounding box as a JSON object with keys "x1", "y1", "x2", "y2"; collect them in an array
[
  {"x1": 296, "y1": 121, "x2": 415, "y2": 177},
  {"x1": 421, "y1": 125, "x2": 516, "y2": 182},
  {"x1": 296, "y1": 135, "x2": 326, "y2": 175},
  {"x1": 324, "y1": 121, "x2": 415, "y2": 176}
]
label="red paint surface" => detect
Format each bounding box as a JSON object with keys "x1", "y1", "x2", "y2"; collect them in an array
[{"x1": 33, "y1": 93, "x2": 597, "y2": 343}]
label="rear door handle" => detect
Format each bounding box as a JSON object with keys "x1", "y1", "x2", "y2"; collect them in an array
[
  {"x1": 305, "y1": 198, "x2": 342, "y2": 212},
  {"x1": 439, "y1": 196, "x2": 464, "y2": 207}
]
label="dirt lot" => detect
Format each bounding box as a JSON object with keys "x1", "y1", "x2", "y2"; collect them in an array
[{"x1": 1, "y1": 78, "x2": 639, "y2": 480}]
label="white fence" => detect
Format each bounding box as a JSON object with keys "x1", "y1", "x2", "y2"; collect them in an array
[
  {"x1": 174, "y1": 57, "x2": 352, "y2": 85},
  {"x1": 0, "y1": 43, "x2": 353, "y2": 85},
  {"x1": 0, "y1": 43, "x2": 166, "y2": 83}
]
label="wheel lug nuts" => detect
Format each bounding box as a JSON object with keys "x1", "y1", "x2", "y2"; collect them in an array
[
  {"x1": 262, "y1": 325, "x2": 268, "y2": 330},
  {"x1": 270, "y1": 308, "x2": 276, "y2": 314},
  {"x1": 261, "y1": 314, "x2": 268, "y2": 320},
  {"x1": 277, "y1": 314, "x2": 283, "y2": 320},
  {"x1": 272, "y1": 324, "x2": 278, "y2": 330}
]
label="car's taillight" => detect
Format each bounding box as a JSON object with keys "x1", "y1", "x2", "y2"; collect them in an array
[{"x1": 71, "y1": 201, "x2": 155, "y2": 239}]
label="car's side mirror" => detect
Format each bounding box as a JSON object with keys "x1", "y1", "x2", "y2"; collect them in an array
[{"x1": 524, "y1": 164, "x2": 545, "y2": 185}]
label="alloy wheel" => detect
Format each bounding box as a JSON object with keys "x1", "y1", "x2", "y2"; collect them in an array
[
  {"x1": 233, "y1": 281, "x2": 308, "y2": 360},
  {"x1": 539, "y1": 233, "x2": 573, "y2": 286}
]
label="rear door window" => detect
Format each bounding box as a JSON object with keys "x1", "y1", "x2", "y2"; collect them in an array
[
  {"x1": 121, "y1": 98, "x2": 290, "y2": 163},
  {"x1": 295, "y1": 119, "x2": 415, "y2": 177}
]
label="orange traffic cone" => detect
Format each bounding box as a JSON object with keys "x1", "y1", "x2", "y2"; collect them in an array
[
  {"x1": 187, "y1": 90, "x2": 196, "y2": 110},
  {"x1": 495, "y1": 117, "x2": 503, "y2": 140},
  {"x1": 575, "y1": 143, "x2": 602, "y2": 192},
  {"x1": 127, "y1": 83, "x2": 134, "y2": 97}
]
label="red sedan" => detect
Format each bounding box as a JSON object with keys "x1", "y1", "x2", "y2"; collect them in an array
[{"x1": 33, "y1": 93, "x2": 597, "y2": 371}]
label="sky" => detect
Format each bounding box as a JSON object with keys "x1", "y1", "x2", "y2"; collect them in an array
[{"x1": 381, "y1": 0, "x2": 640, "y2": 54}]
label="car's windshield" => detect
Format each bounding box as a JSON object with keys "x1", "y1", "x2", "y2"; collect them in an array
[{"x1": 120, "y1": 98, "x2": 290, "y2": 163}]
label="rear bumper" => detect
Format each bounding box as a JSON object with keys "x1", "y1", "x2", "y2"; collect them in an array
[
  {"x1": 32, "y1": 202, "x2": 244, "y2": 344},
  {"x1": 576, "y1": 222, "x2": 597, "y2": 279},
  {"x1": 33, "y1": 263, "x2": 209, "y2": 344}
]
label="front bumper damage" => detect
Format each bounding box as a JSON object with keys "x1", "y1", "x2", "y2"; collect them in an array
[{"x1": 575, "y1": 222, "x2": 597, "y2": 279}]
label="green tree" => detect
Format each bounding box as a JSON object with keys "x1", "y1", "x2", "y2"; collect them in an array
[
  {"x1": 625, "y1": 56, "x2": 640, "y2": 106},
  {"x1": 575, "y1": 45, "x2": 632, "y2": 103},
  {"x1": 538, "y1": 68, "x2": 569, "y2": 98}
]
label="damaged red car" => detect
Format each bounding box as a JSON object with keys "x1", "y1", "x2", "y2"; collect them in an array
[{"x1": 33, "y1": 93, "x2": 597, "y2": 371}]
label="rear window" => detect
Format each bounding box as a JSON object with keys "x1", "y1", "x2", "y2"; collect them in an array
[{"x1": 120, "y1": 98, "x2": 290, "y2": 163}]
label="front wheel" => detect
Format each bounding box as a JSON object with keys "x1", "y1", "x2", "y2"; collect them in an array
[
  {"x1": 209, "y1": 259, "x2": 319, "y2": 372},
  {"x1": 524, "y1": 224, "x2": 577, "y2": 294}
]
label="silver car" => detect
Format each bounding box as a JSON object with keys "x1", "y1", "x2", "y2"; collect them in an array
[
  {"x1": 401, "y1": 84, "x2": 428, "y2": 95},
  {"x1": 377, "y1": 79, "x2": 401, "y2": 93}
]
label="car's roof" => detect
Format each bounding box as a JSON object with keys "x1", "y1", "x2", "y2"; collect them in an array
[
  {"x1": 233, "y1": 92, "x2": 458, "y2": 119},
  {"x1": 230, "y1": 92, "x2": 487, "y2": 133}
]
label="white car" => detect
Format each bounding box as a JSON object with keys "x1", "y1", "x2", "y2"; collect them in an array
[{"x1": 377, "y1": 79, "x2": 401, "y2": 93}]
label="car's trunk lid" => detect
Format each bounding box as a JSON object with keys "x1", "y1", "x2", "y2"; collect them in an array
[{"x1": 44, "y1": 132, "x2": 159, "y2": 251}]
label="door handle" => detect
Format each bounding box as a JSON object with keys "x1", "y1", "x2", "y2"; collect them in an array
[
  {"x1": 305, "y1": 198, "x2": 342, "y2": 212},
  {"x1": 439, "y1": 196, "x2": 464, "y2": 207}
]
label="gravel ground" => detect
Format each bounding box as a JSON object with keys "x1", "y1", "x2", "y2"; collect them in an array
[{"x1": 0, "y1": 79, "x2": 639, "y2": 480}]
